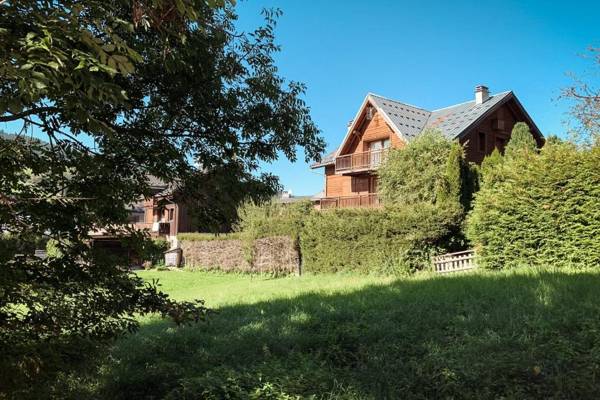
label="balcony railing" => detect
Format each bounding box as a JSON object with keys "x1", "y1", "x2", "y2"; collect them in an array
[
  {"x1": 335, "y1": 148, "x2": 389, "y2": 174},
  {"x1": 320, "y1": 194, "x2": 381, "y2": 209},
  {"x1": 131, "y1": 221, "x2": 171, "y2": 235}
]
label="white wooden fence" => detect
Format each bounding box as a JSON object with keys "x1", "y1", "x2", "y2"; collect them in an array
[{"x1": 432, "y1": 250, "x2": 477, "y2": 273}]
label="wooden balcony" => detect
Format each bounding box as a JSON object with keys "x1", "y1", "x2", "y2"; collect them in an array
[
  {"x1": 131, "y1": 221, "x2": 171, "y2": 236},
  {"x1": 335, "y1": 148, "x2": 389, "y2": 174},
  {"x1": 320, "y1": 194, "x2": 381, "y2": 209}
]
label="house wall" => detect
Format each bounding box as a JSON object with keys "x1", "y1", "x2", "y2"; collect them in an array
[
  {"x1": 460, "y1": 101, "x2": 542, "y2": 164},
  {"x1": 325, "y1": 109, "x2": 405, "y2": 198},
  {"x1": 139, "y1": 197, "x2": 194, "y2": 237}
]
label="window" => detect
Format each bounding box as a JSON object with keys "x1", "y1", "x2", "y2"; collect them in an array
[
  {"x1": 368, "y1": 138, "x2": 391, "y2": 151},
  {"x1": 351, "y1": 176, "x2": 370, "y2": 193},
  {"x1": 478, "y1": 132, "x2": 486, "y2": 152},
  {"x1": 168, "y1": 209, "x2": 174, "y2": 221}
]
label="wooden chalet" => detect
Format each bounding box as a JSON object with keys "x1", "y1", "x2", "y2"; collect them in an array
[{"x1": 311, "y1": 85, "x2": 543, "y2": 209}]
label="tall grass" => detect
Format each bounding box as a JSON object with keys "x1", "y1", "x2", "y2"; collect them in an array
[{"x1": 62, "y1": 268, "x2": 600, "y2": 399}]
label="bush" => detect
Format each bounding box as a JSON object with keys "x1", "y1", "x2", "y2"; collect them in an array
[
  {"x1": 235, "y1": 200, "x2": 312, "y2": 265},
  {"x1": 141, "y1": 238, "x2": 169, "y2": 266},
  {"x1": 235, "y1": 200, "x2": 313, "y2": 240},
  {"x1": 467, "y1": 139, "x2": 600, "y2": 269},
  {"x1": 379, "y1": 129, "x2": 460, "y2": 207},
  {"x1": 301, "y1": 203, "x2": 463, "y2": 274}
]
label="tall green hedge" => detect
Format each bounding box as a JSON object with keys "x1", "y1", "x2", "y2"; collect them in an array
[
  {"x1": 235, "y1": 200, "x2": 312, "y2": 240},
  {"x1": 300, "y1": 203, "x2": 463, "y2": 274},
  {"x1": 467, "y1": 141, "x2": 600, "y2": 269},
  {"x1": 378, "y1": 129, "x2": 456, "y2": 207}
]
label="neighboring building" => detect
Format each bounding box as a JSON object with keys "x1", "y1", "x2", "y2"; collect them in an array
[
  {"x1": 274, "y1": 190, "x2": 312, "y2": 205},
  {"x1": 311, "y1": 85, "x2": 544, "y2": 209},
  {"x1": 92, "y1": 177, "x2": 195, "y2": 249},
  {"x1": 130, "y1": 178, "x2": 195, "y2": 247}
]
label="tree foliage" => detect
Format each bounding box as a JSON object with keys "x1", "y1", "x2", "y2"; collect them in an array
[
  {"x1": 0, "y1": 1, "x2": 324, "y2": 396},
  {"x1": 504, "y1": 122, "x2": 538, "y2": 158},
  {"x1": 561, "y1": 46, "x2": 600, "y2": 145},
  {"x1": 467, "y1": 136, "x2": 600, "y2": 269},
  {"x1": 377, "y1": 129, "x2": 477, "y2": 252},
  {"x1": 378, "y1": 129, "x2": 456, "y2": 207}
]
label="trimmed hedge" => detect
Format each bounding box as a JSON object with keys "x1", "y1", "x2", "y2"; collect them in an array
[
  {"x1": 235, "y1": 200, "x2": 312, "y2": 240},
  {"x1": 300, "y1": 204, "x2": 463, "y2": 274},
  {"x1": 467, "y1": 141, "x2": 600, "y2": 269},
  {"x1": 177, "y1": 232, "x2": 242, "y2": 241}
]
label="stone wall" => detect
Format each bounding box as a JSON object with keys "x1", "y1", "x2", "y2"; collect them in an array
[{"x1": 180, "y1": 236, "x2": 299, "y2": 274}]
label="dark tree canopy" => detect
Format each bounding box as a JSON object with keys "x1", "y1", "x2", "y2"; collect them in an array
[{"x1": 0, "y1": 1, "x2": 324, "y2": 396}]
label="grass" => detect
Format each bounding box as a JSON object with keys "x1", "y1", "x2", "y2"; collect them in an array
[
  {"x1": 67, "y1": 268, "x2": 600, "y2": 399},
  {"x1": 139, "y1": 270, "x2": 394, "y2": 306}
]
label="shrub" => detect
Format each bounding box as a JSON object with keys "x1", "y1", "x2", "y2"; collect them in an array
[
  {"x1": 504, "y1": 121, "x2": 538, "y2": 158},
  {"x1": 235, "y1": 199, "x2": 313, "y2": 240},
  {"x1": 467, "y1": 138, "x2": 600, "y2": 269},
  {"x1": 235, "y1": 200, "x2": 312, "y2": 265},
  {"x1": 301, "y1": 203, "x2": 463, "y2": 274},
  {"x1": 378, "y1": 129, "x2": 456, "y2": 207},
  {"x1": 141, "y1": 238, "x2": 169, "y2": 266}
]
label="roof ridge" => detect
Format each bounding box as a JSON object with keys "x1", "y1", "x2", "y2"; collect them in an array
[
  {"x1": 367, "y1": 92, "x2": 431, "y2": 112},
  {"x1": 430, "y1": 91, "x2": 512, "y2": 112}
]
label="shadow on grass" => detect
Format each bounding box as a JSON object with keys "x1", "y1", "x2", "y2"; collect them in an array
[{"x1": 89, "y1": 270, "x2": 600, "y2": 399}]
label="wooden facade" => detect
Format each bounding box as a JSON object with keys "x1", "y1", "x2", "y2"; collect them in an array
[
  {"x1": 324, "y1": 110, "x2": 404, "y2": 203},
  {"x1": 458, "y1": 102, "x2": 544, "y2": 164},
  {"x1": 134, "y1": 194, "x2": 194, "y2": 239}
]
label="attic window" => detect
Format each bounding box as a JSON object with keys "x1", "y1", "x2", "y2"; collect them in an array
[{"x1": 366, "y1": 106, "x2": 375, "y2": 120}]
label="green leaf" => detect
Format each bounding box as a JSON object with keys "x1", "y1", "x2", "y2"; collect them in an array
[
  {"x1": 112, "y1": 55, "x2": 129, "y2": 63},
  {"x1": 20, "y1": 63, "x2": 34, "y2": 70},
  {"x1": 32, "y1": 80, "x2": 47, "y2": 89},
  {"x1": 8, "y1": 99, "x2": 23, "y2": 114},
  {"x1": 102, "y1": 44, "x2": 115, "y2": 52}
]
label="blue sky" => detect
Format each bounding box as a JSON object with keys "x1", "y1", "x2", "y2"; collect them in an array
[
  {"x1": 236, "y1": 0, "x2": 599, "y2": 195},
  {"x1": 2, "y1": 1, "x2": 597, "y2": 196}
]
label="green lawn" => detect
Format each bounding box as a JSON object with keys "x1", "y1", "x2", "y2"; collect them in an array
[{"x1": 70, "y1": 268, "x2": 600, "y2": 399}]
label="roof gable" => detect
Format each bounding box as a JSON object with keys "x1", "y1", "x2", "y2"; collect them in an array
[{"x1": 332, "y1": 94, "x2": 406, "y2": 159}]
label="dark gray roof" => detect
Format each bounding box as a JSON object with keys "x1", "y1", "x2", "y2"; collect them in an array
[
  {"x1": 425, "y1": 91, "x2": 512, "y2": 139},
  {"x1": 310, "y1": 150, "x2": 336, "y2": 168},
  {"x1": 369, "y1": 94, "x2": 430, "y2": 140},
  {"x1": 312, "y1": 90, "x2": 526, "y2": 168},
  {"x1": 147, "y1": 175, "x2": 168, "y2": 190}
]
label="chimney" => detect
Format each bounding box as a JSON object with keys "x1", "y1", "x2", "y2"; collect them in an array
[{"x1": 475, "y1": 85, "x2": 489, "y2": 104}]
